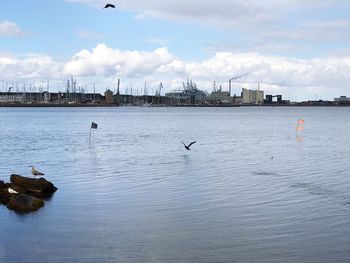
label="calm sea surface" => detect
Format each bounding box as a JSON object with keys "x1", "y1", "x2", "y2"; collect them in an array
[{"x1": 1, "y1": 106, "x2": 350, "y2": 263}]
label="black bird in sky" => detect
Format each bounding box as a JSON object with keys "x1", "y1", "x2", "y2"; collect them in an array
[
  {"x1": 104, "y1": 3, "x2": 116, "y2": 8},
  {"x1": 181, "y1": 141, "x2": 196, "y2": 151}
]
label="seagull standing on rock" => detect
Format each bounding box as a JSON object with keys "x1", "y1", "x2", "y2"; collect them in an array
[{"x1": 29, "y1": 166, "x2": 44, "y2": 177}]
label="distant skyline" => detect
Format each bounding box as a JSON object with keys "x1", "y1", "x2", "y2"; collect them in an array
[{"x1": 1, "y1": 0, "x2": 350, "y2": 100}]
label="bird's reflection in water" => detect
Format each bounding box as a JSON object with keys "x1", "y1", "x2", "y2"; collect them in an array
[
  {"x1": 181, "y1": 154, "x2": 194, "y2": 177},
  {"x1": 182, "y1": 154, "x2": 191, "y2": 166}
]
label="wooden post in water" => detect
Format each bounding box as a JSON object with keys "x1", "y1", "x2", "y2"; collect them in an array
[{"x1": 89, "y1": 122, "x2": 98, "y2": 143}]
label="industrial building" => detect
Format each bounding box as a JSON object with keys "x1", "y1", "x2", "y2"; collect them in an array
[
  {"x1": 334, "y1": 96, "x2": 350, "y2": 104},
  {"x1": 241, "y1": 88, "x2": 264, "y2": 105},
  {"x1": 165, "y1": 79, "x2": 207, "y2": 105},
  {"x1": 265, "y1": 95, "x2": 283, "y2": 104},
  {"x1": 0, "y1": 78, "x2": 280, "y2": 107},
  {"x1": 207, "y1": 91, "x2": 233, "y2": 104}
]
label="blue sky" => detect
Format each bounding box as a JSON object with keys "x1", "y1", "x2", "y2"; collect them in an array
[
  {"x1": 1, "y1": 0, "x2": 350, "y2": 100},
  {"x1": 1, "y1": 0, "x2": 222, "y2": 59}
]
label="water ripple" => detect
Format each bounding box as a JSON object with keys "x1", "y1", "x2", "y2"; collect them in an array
[{"x1": 2, "y1": 107, "x2": 350, "y2": 262}]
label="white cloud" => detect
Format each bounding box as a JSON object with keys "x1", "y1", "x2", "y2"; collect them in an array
[
  {"x1": 64, "y1": 43, "x2": 175, "y2": 77},
  {"x1": 2, "y1": 44, "x2": 350, "y2": 100},
  {"x1": 259, "y1": 19, "x2": 350, "y2": 43},
  {"x1": 63, "y1": 44, "x2": 350, "y2": 99},
  {"x1": 0, "y1": 54, "x2": 63, "y2": 80},
  {"x1": 0, "y1": 21, "x2": 25, "y2": 37}
]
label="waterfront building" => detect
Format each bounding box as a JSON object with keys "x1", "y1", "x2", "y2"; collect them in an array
[
  {"x1": 0, "y1": 92, "x2": 46, "y2": 103},
  {"x1": 265, "y1": 95, "x2": 283, "y2": 104},
  {"x1": 242, "y1": 88, "x2": 264, "y2": 105},
  {"x1": 104, "y1": 89, "x2": 114, "y2": 104},
  {"x1": 165, "y1": 80, "x2": 207, "y2": 105},
  {"x1": 0, "y1": 92, "x2": 26, "y2": 103},
  {"x1": 334, "y1": 96, "x2": 350, "y2": 104},
  {"x1": 207, "y1": 91, "x2": 233, "y2": 104},
  {"x1": 233, "y1": 95, "x2": 243, "y2": 105}
]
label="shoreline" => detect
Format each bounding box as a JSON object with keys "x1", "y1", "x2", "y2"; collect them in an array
[{"x1": 1, "y1": 103, "x2": 350, "y2": 108}]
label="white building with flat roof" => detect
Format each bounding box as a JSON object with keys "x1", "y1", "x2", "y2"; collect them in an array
[{"x1": 242, "y1": 88, "x2": 264, "y2": 105}]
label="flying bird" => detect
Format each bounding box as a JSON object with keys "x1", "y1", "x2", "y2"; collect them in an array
[
  {"x1": 29, "y1": 166, "x2": 45, "y2": 176},
  {"x1": 104, "y1": 3, "x2": 116, "y2": 8},
  {"x1": 181, "y1": 141, "x2": 196, "y2": 151}
]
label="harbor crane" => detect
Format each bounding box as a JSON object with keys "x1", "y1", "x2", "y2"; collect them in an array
[
  {"x1": 229, "y1": 72, "x2": 249, "y2": 96},
  {"x1": 155, "y1": 82, "x2": 163, "y2": 96}
]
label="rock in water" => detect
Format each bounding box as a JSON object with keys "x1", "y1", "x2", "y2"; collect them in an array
[
  {"x1": 7, "y1": 194, "x2": 44, "y2": 213},
  {"x1": 0, "y1": 180, "x2": 6, "y2": 190},
  {"x1": 0, "y1": 189, "x2": 14, "y2": 205},
  {"x1": 1, "y1": 175, "x2": 57, "y2": 212},
  {"x1": 10, "y1": 174, "x2": 57, "y2": 194}
]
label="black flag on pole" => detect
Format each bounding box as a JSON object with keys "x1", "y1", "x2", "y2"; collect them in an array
[{"x1": 91, "y1": 122, "x2": 98, "y2": 129}]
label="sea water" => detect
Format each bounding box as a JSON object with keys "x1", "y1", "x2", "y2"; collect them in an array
[{"x1": 1, "y1": 107, "x2": 350, "y2": 262}]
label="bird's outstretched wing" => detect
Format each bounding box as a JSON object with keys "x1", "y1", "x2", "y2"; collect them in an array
[
  {"x1": 181, "y1": 142, "x2": 186, "y2": 147},
  {"x1": 188, "y1": 141, "x2": 196, "y2": 148},
  {"x1": 104, "y1": 4, "x2": 115, "y2": 8}
]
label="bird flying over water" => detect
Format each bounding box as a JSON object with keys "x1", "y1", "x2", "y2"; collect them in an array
[
  {"x1": 29, "y1": 166, "x2": 44, "y2": 176},
  {"x1": 104, "y1": 3, "x2": 116, "y2": 8},
  {"x1": 181, "y1": 141, "x2": 196, "y2": 151}
]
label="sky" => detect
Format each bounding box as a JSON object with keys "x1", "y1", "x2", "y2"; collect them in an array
[{"x1": 1, "y1": 0, "x2": 350, "y2": 100}]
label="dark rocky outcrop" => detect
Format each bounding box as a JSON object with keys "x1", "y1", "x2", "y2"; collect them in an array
[
  {"x1": 7, "y1": 194, "x2": 44, "y2": 213},
  {"x1": 0, "y1": 175, "x2": 57, "y2": 213},
  {"x1": 0, "y1": 180, "x2": 6, "y2": 190},
  {"x1": 10, "y1": 174, "x2": 57, "y2": 194},
  {"x1": 0, "y1": 189, "x2": 14, "y2": 205}
]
